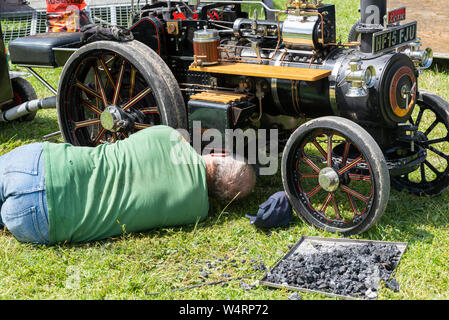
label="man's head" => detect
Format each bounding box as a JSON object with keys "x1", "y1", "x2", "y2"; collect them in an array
[{"x1": 203, "y1": 154, "x2": 256, "y2": 201}]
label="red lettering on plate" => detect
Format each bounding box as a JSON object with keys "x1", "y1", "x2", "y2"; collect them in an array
[{"x1": 388, "y1": 7, "x2": 406, "y2": 24}]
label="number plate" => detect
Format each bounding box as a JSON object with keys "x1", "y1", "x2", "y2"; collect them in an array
[
  {"x1": 372, "y1": 21, "x2": 417, "y2": 54},
  {"x1": 388, "y1": 7, "x2": 406, "y2": 25}
]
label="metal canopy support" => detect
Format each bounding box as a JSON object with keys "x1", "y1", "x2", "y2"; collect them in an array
[{"x1": 24, "y1": 67, "x2": 57, "y2": 95}]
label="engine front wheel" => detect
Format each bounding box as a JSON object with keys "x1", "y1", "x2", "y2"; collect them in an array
[
  {"x1": 281, "y1": 116, "x2": 390, "y2": 235},
  {"x1": 57, "y1": 40, "x2": 186, "y2": 146},
  {"x1": 391, "y1": 90, "x2": 449, "y2": 196}
]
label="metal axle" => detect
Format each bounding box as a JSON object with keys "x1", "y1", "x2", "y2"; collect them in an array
[{"x1": 0, "y1": 96, "x2": 56, "y2": 122}]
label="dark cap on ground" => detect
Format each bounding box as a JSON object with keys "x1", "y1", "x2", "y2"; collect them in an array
[{"x1": 246, "y1": 191, "x2": 293, "y2": 229}]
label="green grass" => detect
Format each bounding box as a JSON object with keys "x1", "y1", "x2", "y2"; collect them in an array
[{"x1": 1, "y1": 0, "x2": 449, "y2": 300}]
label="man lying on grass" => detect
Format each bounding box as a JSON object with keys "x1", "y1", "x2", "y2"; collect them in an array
[{"x1": 0, "y1": 126, "x2": 256, "y2": 245}]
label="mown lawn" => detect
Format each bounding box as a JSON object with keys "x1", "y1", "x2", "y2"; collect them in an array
[{"x1": 0, "y1": 0, "x2": 448, "y2": 300}]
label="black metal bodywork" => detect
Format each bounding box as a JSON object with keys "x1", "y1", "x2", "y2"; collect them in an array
[
  {"x1": 127, "y1": 1, "x2": 423, "y2": 164},
  {"x1": 3, "y1": 0, "x2": 432, "y2": 178}
]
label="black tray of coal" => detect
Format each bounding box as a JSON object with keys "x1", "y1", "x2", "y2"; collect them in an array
[{"x1": 260, "y1": 236, "x2": 407, "y2": 299}]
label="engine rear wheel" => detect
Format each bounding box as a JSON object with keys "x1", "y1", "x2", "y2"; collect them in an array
[
  {"x1": 281, "y1": 116, "x2": 390, "y2": 235},
  {"x1": 391, "y1": 90, "x2": 449, "y2": 196},
  {"x1": 57, "y1": 40, "x2": 186, "y2": 146}
]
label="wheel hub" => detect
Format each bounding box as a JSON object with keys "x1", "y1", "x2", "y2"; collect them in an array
[
  {"x1": 100, "y1": 105, "x2": 131, "y2": 132},
  {"x1": 319, "y1": 167, "x2": 340, "y2": 192}
]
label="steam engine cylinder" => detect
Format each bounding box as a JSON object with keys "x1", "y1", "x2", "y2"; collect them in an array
[{"x1": 281, "y1": 4, "x2": 336, "y2": 51}]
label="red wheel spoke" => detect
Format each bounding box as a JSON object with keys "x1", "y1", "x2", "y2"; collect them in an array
[
  {"x1": 307, "y1": 184, "x2": 322, "y2": 198},
  {"x1": 73, "y1": 118, "x2": 101, "y2": 129},
  {"x1": 120, "y1": 132, "x2": 129, "y2": 139},
  {"x1": 312, "y1": 139, "x2": 327, "y2": 159},
  {"x1": 139, "y1": 106, "x2": 159, "y2": 115},
  {"x1": 98, "y1": 57, "x2": 116, "y2": 92},
  {"x1": 93, "y1": 75, "x2": 101, "y2": 110},
  {"x1": 75, "y1": 82, "x2": 103, "y2": 101},
  {"x1": 103, "y1": 54, "x2": 118, "y2": 66},
  {"x1": 135, "y1": 123, "x2": 153, "y2": 130},
  {"x1": 129, "y1": 67, "x2": 137, "y2": 100},
  {"x1": 347, "y1": 193, "x2": 359, "y2": 216},
  {"x1": 81, "y1": 100, "x2": 102, "y2": 115},
  {"x1": 331, "y1": 194, "x2": 342, "y2": 219},
  {"x1": 93, "y1": 127, "x2": 107, "y2": 146},
  {"x1": 326, "y1": 134, "x2": 333, "y2": 167},
  {"x1": 299, "y1": 172, "x2": 318, "y2": 180},
  {"x1": 122, "y1": 87, "x2": 152, "y2": 111},
  {"x1": 348, "y1": 173, "x2": 372, "y2": 183},
  {"x1": 337, "y1": 155, "x2": 364, "y2": 175},
  {"x1": 302, "y1": 155, "x2": 321, "y2": 173},
  {"x1": 320, "y1": 192, "x2": 333, "y2": 213},
  {"x1": 113, "y1": 59, "x2": 126, "y2": 105},
  {"x1": 93, "y1": 67, "x2": 109, "y2": 106},
  {"x1": 342, "y1": 141, "x2": 351, "y2": 166},
  {"x1": 340, "y1": 184, "x2": 369, "y2": 204}
]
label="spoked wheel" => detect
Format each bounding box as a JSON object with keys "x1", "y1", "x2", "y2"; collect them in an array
[
  {"x1": 348, "y1": 20, "x2": 361, "y2": 43},
  {"x1": 5, "y1": 77, "x2": 38, "y2": 122},
  {"x1": 391, "y1": 90, "x2": 449, "y2": 196},
  {"x1": 281, "y1": 117, "x2": 390, "y2": 235},
  {"x1": 57, "y1": 40, "x2": 186, "y2": 146}
]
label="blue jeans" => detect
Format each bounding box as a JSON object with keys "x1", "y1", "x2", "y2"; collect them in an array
[{"x1": 0, "y1": 143, "x2": 49, "y2": 244}]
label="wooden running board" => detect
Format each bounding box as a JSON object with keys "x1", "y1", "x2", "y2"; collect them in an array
[
  {"x1": 190, "y1": 91, "x2": 247, "y2": 104},
  {"x1": 189, "y1": 62, "x2": 331, "y2": 82}
]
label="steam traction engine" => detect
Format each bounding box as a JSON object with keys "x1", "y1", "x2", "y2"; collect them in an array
[{"x1": 8, "y1": 0, "x2": 448, "y2": 235}]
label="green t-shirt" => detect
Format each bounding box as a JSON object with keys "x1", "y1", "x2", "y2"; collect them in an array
[{"x1": 43, "y1": 126, "x2": 209, "y2": 244}]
